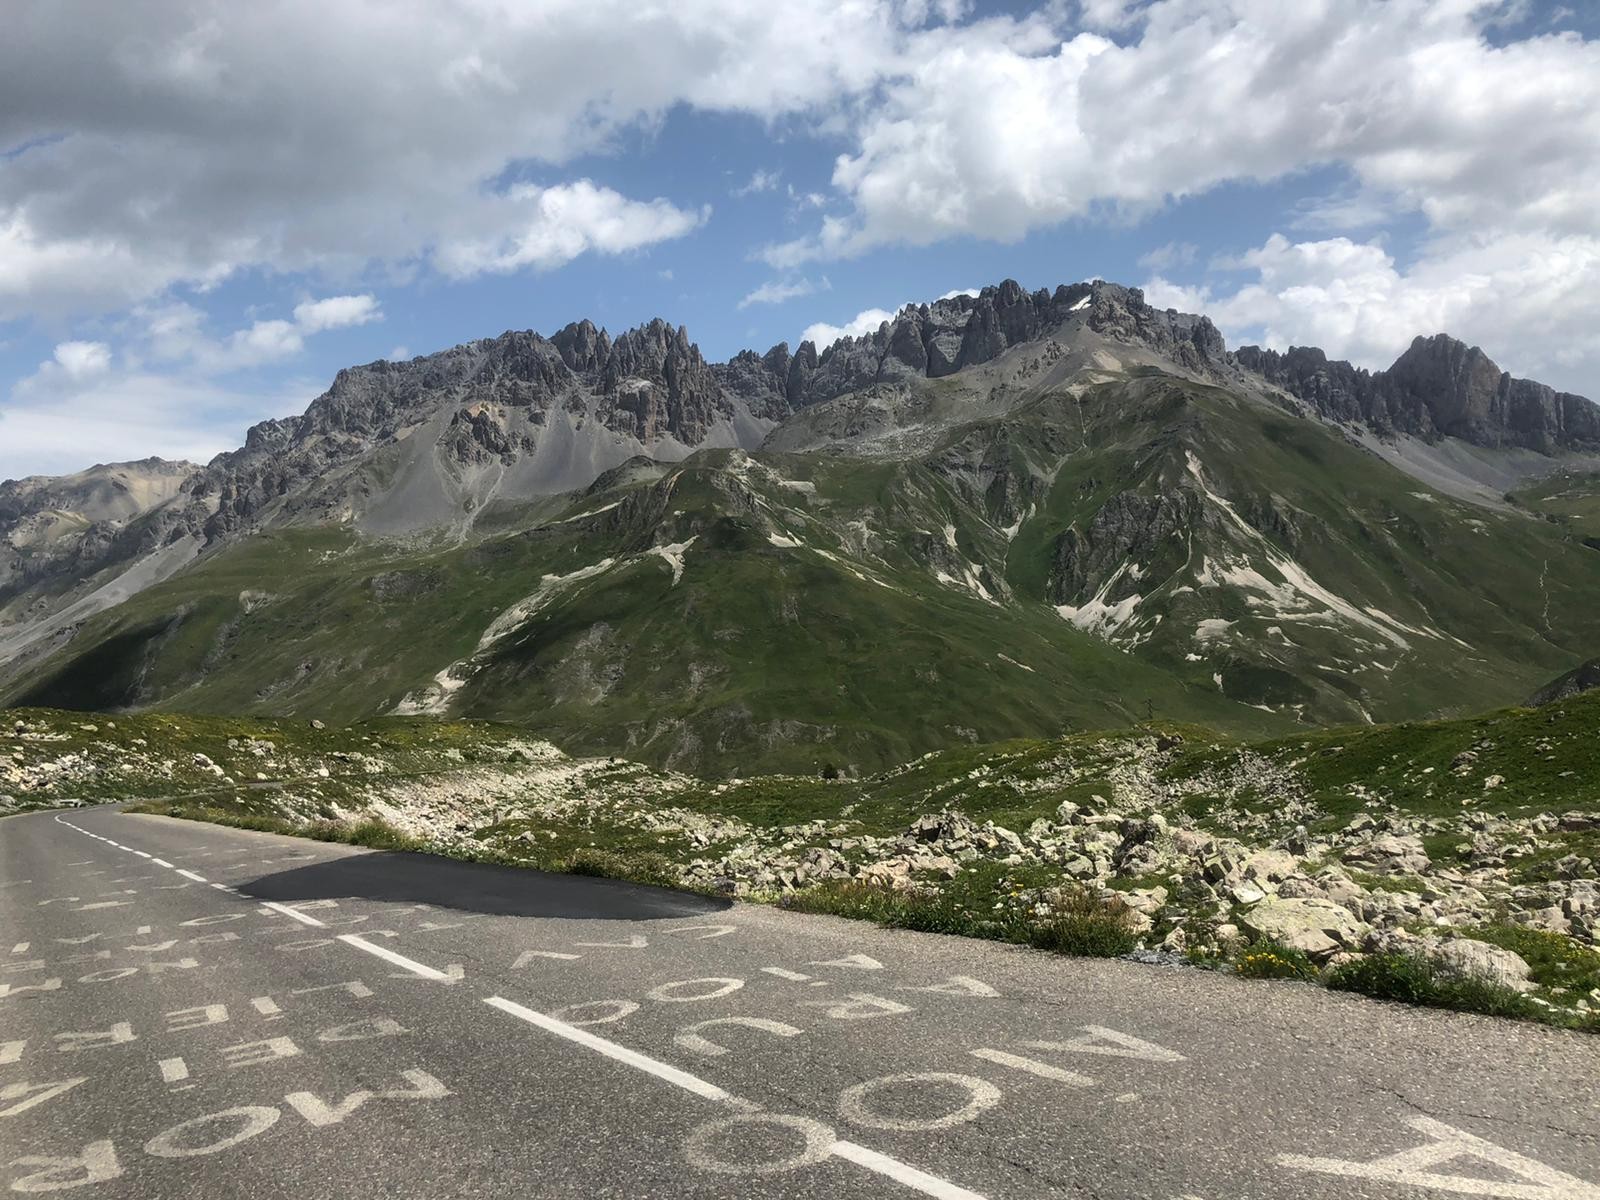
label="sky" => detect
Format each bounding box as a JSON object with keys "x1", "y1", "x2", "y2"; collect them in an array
[{"x1": 2, "y1": 0, "x2": 1598, "y2": 480}]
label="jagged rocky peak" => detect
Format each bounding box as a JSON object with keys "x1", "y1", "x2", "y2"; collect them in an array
[
  {"x1": 550, "y1": 318, "x2": 612, "y2": 373},
  {"x1": 780, "y1": 278, "x2": 1230, "y2": 409},
  {"x1": 176, "y1": 277, "x2": 1236, "y2": 494},
  {"x1": 1237, "y1": 333, "x2": 1600, "y2": 454},
  {"x1": 711, "y1": 341, "x2": 797, "y2": 418}
]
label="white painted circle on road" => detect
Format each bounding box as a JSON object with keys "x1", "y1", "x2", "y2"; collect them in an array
[
  {"x1": 839, "y1": 1072, "x2": 1001, "y2": 1132},
  {"x1": 547, "y1": 1000, "x2": 639, "y2": 1027},
  {"x1": 685, "y1": 1114, "x2": 835, "y2": 1176},
  {"x1": 145, "y1": 1106, "x2": 281, "y2": 1158},
  {"x1": 646, "y1": 978, "x2": 745, "y2": 1003}
]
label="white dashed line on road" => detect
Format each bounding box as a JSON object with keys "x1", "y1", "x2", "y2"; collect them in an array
[
  {"x1": 485, "y1": 995, "x2": 738, "y2": 1104},
  {"x1": 830, "y1": 1141, "x2": 987, "y2": 1200},
  {"x1": 176, "y1": 869, "x2": 209, "y2": 883},
  {"x1": 259, "y1": 901, "x2": 327, "y2": 927},
  {"x1": 337, "y1": 934, "x2": 460, "y2": 983}
]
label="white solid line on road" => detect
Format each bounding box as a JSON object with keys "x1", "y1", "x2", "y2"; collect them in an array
[
  {"x1": 484, "y1": 996, "x2": 734, "y2": 1105},
  {"x1": 258, "y1": 901, "x2": 327, "y2": 927},
  {"x1": 830, "y1": 1141, "x2": 987, "y2": 1200},
  {"x1": 176, "y1": 869, "x2": 208, "y2": 883},
  {"x1": 158, "y1": 1057, "x2": 188, "y2": 1083},
  {"x1": 338, "y1": 934, "x2": 459, "y2": 983},
  {"x1": 151, "y1": 859, "x2": 173, "y2": 868},
  {"x1": 968, "y1": 1048, "x2": 1094, "y2": 1087}
]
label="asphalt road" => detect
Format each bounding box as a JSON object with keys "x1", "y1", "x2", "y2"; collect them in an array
[{"x1": 3, "y1": 806, "x2": 1598, "y2": 1199}]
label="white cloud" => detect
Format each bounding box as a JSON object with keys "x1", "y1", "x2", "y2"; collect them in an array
[
  {"x1": 293, "y1": 294, "x2": 382, "y2": 333},
  {"x1": 1144, "y1": 230, "x2": 1600, "y2": 393},
  {"x1": 733, "y1": 169, "x2": 782, "y2": 198},
  {"x1": 14, "y1": 339, "x2": 115, "y2": 398},
  {"x1": 0, "y1": 0, "x2": 942, "y2": 319},
  {"x1": 739, "y1": 276, "x2": 827, "y2": 308},
  {"x1": 800, "y1": 284, "x2": 982, "y2": 348},
  {"x1": 1075, "y1": 0, "x2": 1146, "y2": 29},
  {"x1": 51, "y1": 340, "x2": 112, "y2": 380},
  {"x1": 224, "y1": 319, "x2": 304, "y2": 366},
  {"x1": 1287, "y1": 188, "x2": 1399, "y2": 234},
  {"x1": 131, "y1": 294, "x2": 383, "y2": 373},
  {"x1": 3, "y1": 365, "x2": 313, "y2": 480},
  {"x1": 433, "y1": 182, "x2": 707, "y2": 277},
  {"x1": 1137, "y1": 242, "x2": 1198, "y2": 272},
  {"x1": 3, "y1": 291, "x2": 391, "y2": 479},
  {"x1": 766, "y1": 1, "x2": 1600, "y2": 262},
  {"x1": 802, "y1": 306, "x2": 897, "y2": 349},
  {"x1": 786, "y1": 185, "x2": 829, "y2": 211}
]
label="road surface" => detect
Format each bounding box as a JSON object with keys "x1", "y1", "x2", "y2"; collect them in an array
[{"x1": 2, "y1": 806, "x2": 1597, "y2": 1199}]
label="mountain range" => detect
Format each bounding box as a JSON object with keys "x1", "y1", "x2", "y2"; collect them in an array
[{"x1": 4, "y1": 279, "x2": 1599, "y2": 774}]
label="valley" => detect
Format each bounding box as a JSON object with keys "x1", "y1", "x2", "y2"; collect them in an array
[{"x1": 6, "y1": 280, "x2": 1600, "y2": 775}]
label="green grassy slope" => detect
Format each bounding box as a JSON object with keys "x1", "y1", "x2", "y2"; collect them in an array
[
  {"x1": 0, "y1": 454, "x2": 1275, "y2": 774},
  {"x1": 998, "y1": 374, "x2": 1600, "y2": 722},
  {"x1": 7, "y1": 365, "x2": 1600, "y2": 775},
  {"x1": 1510, "y1": 468, "x2": 1600, "y2": 546}
]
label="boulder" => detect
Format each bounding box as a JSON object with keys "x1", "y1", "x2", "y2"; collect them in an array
[
  {"x1": 1346, "y1": 834, "x2": 1431, "y2": 876},
  {"x1": 1229, "y1": 881, "x2": 1268, "y2": 905},
  {"x1": 1241, "y1": 849, "x2": 1298, "y2": 885},
  {"x1": 1239, "y1": 898, "x2": 1371, "y2": 961},
  {"x1": 1427, "y1": 939, "x2": 1534, "y2": 993}
]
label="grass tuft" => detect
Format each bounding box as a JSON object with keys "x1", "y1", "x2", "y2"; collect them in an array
[
  {"x1": 1235, "y1": 942, "x2": 1319, "y2": 982},
  {"x1": 785, "y1": 879, "x2": 1137, "y2": 958},
  {"x1": 562, "y1": 847, "x2": 682, "y2": 890},
  {"x1": 1029, "y1": 888, "x2": 1139, "y2": 957},
  {"x1": 1463, "y1": 925, "x2": 1600, "y2": 997},
  {"x1": 1327, "y1": 952, "x2": 1557, "y2": 1024}
]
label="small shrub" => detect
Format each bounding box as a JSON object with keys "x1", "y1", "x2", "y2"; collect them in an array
[
  {"x1": 1235, "y1": 942, "x2": 1319, "y2": 982},
  {"x1": 1463, "y1": 925, "x2": 1600, "y2": 996},
  {"x1": 789, "y1": 880, "x2": 1135, "y2": 956},
  {"x1": 1328, "y1": 952, "x2": 1544, "y2": 1021},
  {"x1": 564, "y1": 847, "x2": 680, "y2": 889},
  {"x1": 1028, "y1": 887, "x2": 1138, "y2": 958},
  {"x1": 820, "y1": 763, "x2": 841, "y2": 781},
  {"x1": 342, "y1": 818, "x2": 425, "y2": 851}
]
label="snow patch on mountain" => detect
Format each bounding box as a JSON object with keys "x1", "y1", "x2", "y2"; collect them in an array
[{"x1": 648, "y1": 538, "x2": 697, "y2": 585}]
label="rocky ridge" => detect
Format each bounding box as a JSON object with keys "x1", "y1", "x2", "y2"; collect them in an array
[
  {"x1": 6, "y1": 275, "x2": 1597, "y2": 664},
  {"x1": 1235, "y1": 335, "x2": 1600, "y2": 454},
  {"x1": 1527, "y1": 658, "x2": 1600, "y2": 707}
]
